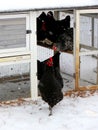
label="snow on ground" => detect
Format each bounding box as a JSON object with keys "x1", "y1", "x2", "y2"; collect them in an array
[{"x1": 0, "y1": 94, "x2": 98, "y2": 130}]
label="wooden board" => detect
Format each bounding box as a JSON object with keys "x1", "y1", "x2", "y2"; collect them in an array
[
  {"x1": 0, "y1": 55, "x2": 30, "y2": 63},
  {"x1": 37, "y1": 41, "x2": 73, "y2": 54}
]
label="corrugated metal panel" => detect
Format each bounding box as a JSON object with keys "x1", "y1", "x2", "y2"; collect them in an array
[{"x1": 0, "y1": 18, "x2": 26, "y2": 49}]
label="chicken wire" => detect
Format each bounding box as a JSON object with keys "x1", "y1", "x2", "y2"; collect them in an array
[
  {"x1": 79, "y1": 15, "x2": 98, "y2": 87},
  {"x1": 80, "y1": 55, "x2": 98, "y2": 86},
  {"x1": 80, "y1": 16, "x2": 92, "y2": 46}
]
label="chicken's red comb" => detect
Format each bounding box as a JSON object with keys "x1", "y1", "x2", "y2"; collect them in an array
[
  {"x1": 46, "y1": 57, "x2": 53, "y2": 66},
  {"x1": 52, "y1": 45, "x2": 57, "y2": 51}
]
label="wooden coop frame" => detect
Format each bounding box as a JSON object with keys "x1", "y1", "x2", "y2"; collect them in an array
[
  {"x1": 74, "y1": 9, "x2": 98, "y2": 91},
  {"x1": 37, "y1": 8, "x2": 98, "y2": 92},
  {"x1": 0, "y1": 11, "x2": 38, "y2": 100},
  {"x1": 0, "y1": 6, "x2": 98, "y2": 100}
]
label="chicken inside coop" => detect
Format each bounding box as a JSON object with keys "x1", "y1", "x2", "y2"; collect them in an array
[{"x1": 37, "y1": 11, "x2": 73, "y2": 52}]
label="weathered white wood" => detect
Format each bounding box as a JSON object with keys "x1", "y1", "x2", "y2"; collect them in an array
[
  {"x1": 29, "y1": 11, "x2": 38, "y2": 100},
  {"x1": 0, "y1": 14, "x2": 28, "y2": 19},
  {"x1": 0, "y1": 59, "x2": 30, "y2": 66},
  {"x1": 80, "y1": 50, "x2": 98, "y2": 56},
  {"x1": 26, "y1": 15, "x2": 30, "y2": 50},
  {"x1": 0, "y1": 55, "x2": 30, "y2": 62},
  {"x1": 0, "y1": 55, "x2": 30, "y2": 65},
  {"x1": 79, "y1": 9, "x2": 98, "y2": 14},
  {"x1": 80, "y1": 44, "x2": 98, "y2": 50},
  {"x1": 0, "y1": 48, "x2": 30, "y2": 56},
  {"x1": 80, "y1": 43, "x2": 98, "y2": 55}
]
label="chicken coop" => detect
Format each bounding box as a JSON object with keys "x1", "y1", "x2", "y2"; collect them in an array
[
  {"x1": 0, "y1": 1, "x2": 98, "y2": 100},
  {"x1": 37, "y1": 8, "x2": 98, "y2": 92}
]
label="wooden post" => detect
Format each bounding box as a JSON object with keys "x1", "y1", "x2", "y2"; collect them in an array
[
  {"x1": 74, "y1": 10, "x2": 80, "y2": 90},
  {"x1": 54, "y1": 11, "x2": 60, "y2": 69},
  {"x1": 54, "y1": 11, "x2": 59, "y2": 20},
  {"x1": 29, "y1": 11, "x2": 38, "y2": 100},
  {"x1": 97, "y1": 25, "x2": 98, "y2": 84},
  {"x1": 74, "y1": 9, "x2": 98, "y2": 90},
  {"x1": 91, "y1": 17, "x2": 94, "y2": 47}
]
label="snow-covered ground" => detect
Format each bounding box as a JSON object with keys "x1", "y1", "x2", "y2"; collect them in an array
[{"x1": 0, "y1": 94, "x2": 98, "y2": 130}]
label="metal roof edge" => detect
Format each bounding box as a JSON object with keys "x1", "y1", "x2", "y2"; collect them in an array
[{"x1": 0, "y1": 5, "x2": 98, "y2": 13}]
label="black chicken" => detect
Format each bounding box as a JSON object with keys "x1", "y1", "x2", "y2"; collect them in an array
[
  {"x1": 37, "y1": 52, "x2": 63, "y2": 88},
  {"x1": 37, "y1": 11, "x2": 71, "y2": 45},
  {"x1": 53, "y1": 28, "x2": 73, "y2": 51},
  {"x1": 38, "y1": 57, "x2": 63, "y2": 116}
]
